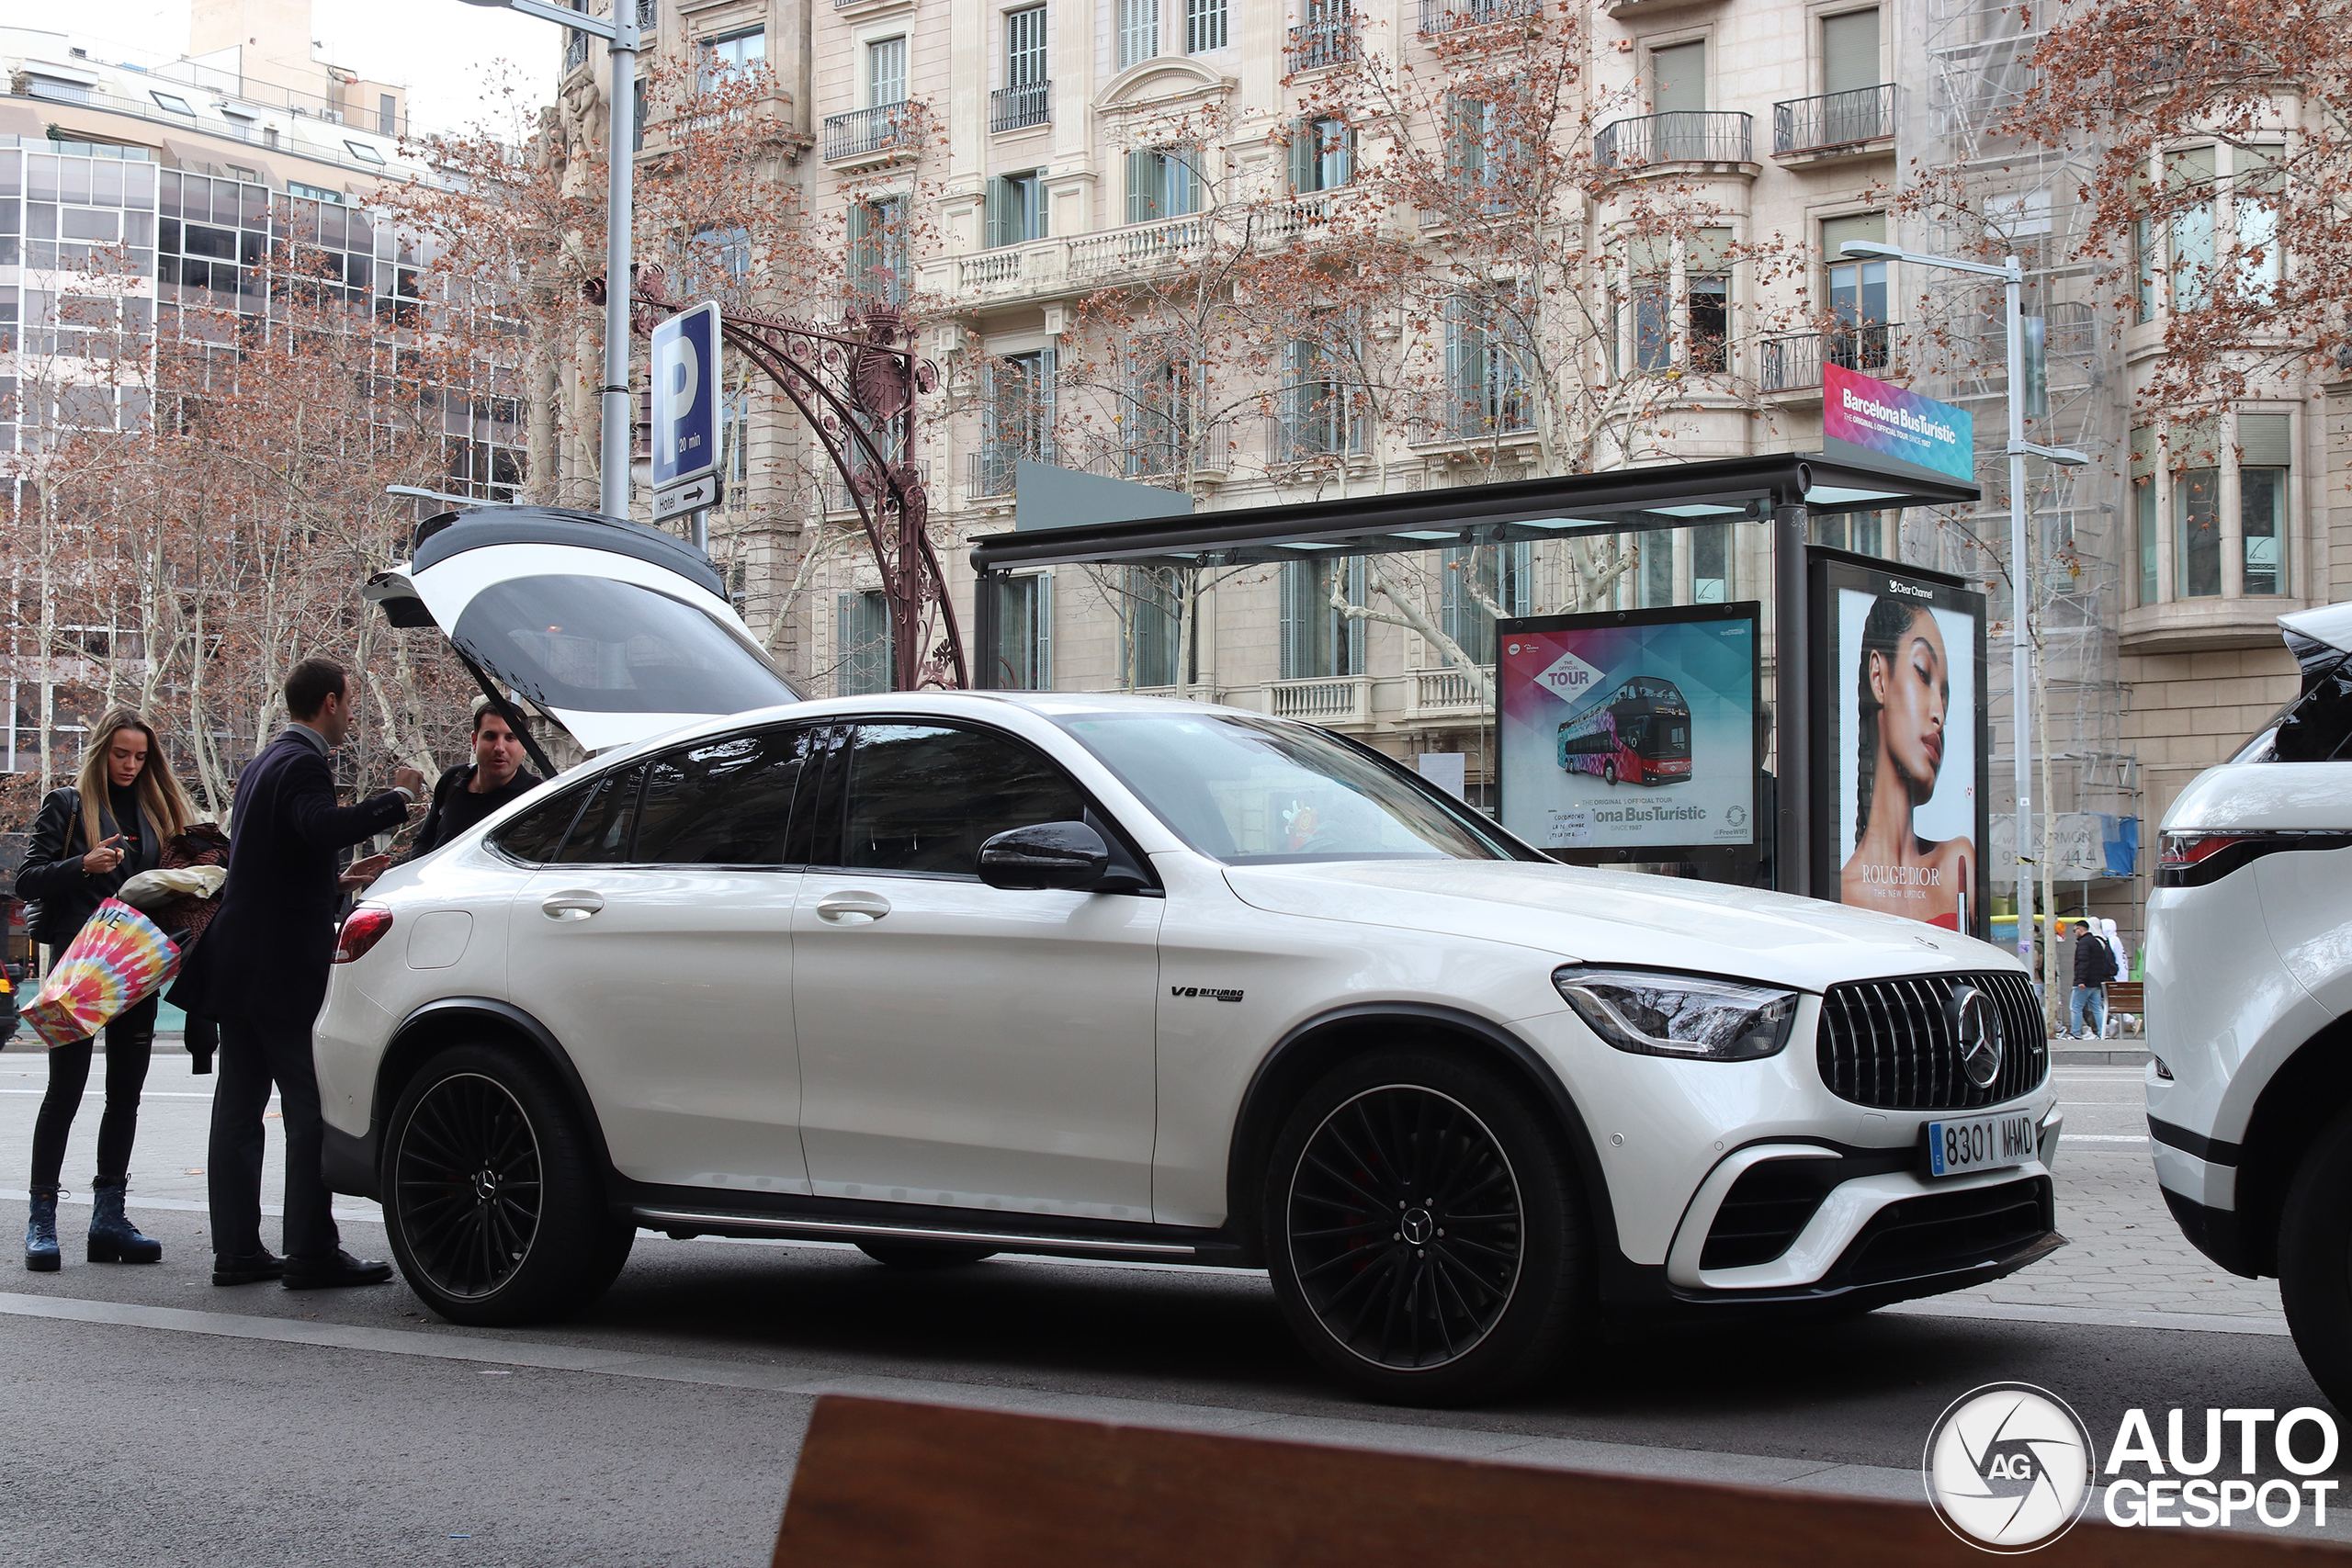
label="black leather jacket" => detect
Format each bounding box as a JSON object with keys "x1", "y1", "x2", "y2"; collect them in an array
[{"x1": 16, "y1": 787, "x2": 152, "y2": 948}]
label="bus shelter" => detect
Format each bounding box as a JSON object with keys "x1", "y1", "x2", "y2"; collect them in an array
[{"x1": 967, "y1": 450, "x2": 1980, "y2": 902}]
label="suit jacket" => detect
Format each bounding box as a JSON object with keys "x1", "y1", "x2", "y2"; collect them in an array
[{"x1": 168, "y1": 730, "x2": 409, "y2": 1026}]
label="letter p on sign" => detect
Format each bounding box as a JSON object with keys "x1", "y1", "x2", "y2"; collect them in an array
[{"x1": 650, "y1": 300, "x2": 723, "y2": 522}]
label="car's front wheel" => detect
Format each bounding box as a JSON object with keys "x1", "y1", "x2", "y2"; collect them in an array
[
  {"x1": 2278, "y1": 1101, "x2": 2352, "y2": 1411},
  {"x1": 383, "y1": 1043, "x2": 633, "y2": 1325},
  {"x1": 1262, "y1": 1048, "x2": 1591, "y2": 1406}
]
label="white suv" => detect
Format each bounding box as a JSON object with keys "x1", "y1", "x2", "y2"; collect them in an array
[
  {"x1": 324, "y1": 508, "x2": 2063, "y2": 1404},
  {"x1": 2147, "y1": 601, "x2": 2352, "y2": 1407}
]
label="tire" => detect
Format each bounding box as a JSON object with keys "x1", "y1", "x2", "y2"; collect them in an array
[
  {"x1": 855, "y1": 1241, "x2": 997, "y2": 1269},
  {"x1": 382, "y1": 1043, "x2": 634, "y2": 1326},
  {"x1": 1602, "y1": 761, "x2": 1617, "y2": 787},
  {"x1": 2278, "y1": 1102, "x2": 2352, "y2": 1411},
  {"x1": 1261, "y1": 1048, "x2": 1591, "y2": 1407}
]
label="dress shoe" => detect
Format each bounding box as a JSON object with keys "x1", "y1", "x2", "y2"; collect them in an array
[
  {"x1": 87, "y1": 1178, "x2": 164, "y2": 1264},
  {"x1": 213, "y1": 1248, "x2": 286, "y2": 1286},
  {"x1": 283, "y1": 1249, "x2": 394, "y2": 1290},
  {"x1": 25, "y1": 1187, "x2": 60, "y2": 1273}
]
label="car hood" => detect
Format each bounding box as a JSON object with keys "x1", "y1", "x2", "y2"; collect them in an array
[{"x1": 1222, "y1": 858, "x2": 2018, "y2": 994}]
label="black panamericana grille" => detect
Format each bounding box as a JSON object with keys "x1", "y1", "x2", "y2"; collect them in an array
[{"x1": 1815, "y1": 970, "x2": 2047, "y2": 1111}]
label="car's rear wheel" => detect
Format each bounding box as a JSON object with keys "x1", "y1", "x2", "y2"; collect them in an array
[
  {"x1": 855, "y1": 1241, "x2": 997, "y2": 1269},
  {"x1": 383, "y1": 1043, "x2": 633, "y2": 1325},
  {"x1": 1262, "y1": 1048, "x2": 1590, "y2": 1407},
  {"x1": 2278, "y1": 1102, "x2": 2352, "y2": 1411},
  {"x1": 1602, "y1": 761, "x2": 1617, "y2": 787}
]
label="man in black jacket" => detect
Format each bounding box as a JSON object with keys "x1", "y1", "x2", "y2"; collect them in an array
[
  {"x1": 170, "y1": 658, "x2": 423, "y2": 1288},
  {"x1": 399, "y1": 702, "x2": 540, "y2": 863},
  {"x1": 2067, "y1": 919, "x2": 2119, "y2": 1040}
]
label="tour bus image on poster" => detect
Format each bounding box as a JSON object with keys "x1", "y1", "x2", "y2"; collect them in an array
[
  {"x1": 1809, "y1": 548, "x2": 1991, "y2": 938},
  {"x1": 1496, "y1": 603, "x2": 1759, "y2": 862}
]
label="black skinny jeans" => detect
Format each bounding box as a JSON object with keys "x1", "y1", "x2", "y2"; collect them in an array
[{"x1": 29, "y1": 994, "x2": 160, "y2": 1192}]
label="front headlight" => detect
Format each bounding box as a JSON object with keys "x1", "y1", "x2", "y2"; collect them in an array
[{"x1": 1552, "y1": 965, "x2": 1800, "y2": 1062}]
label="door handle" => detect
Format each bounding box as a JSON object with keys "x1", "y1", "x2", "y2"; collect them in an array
[
  {"x1": 540, "y1": 890, "x2": 605, "y2": 921},
  {"x1": 816, "y1": 890, "x2": 892, "y2": 924}
]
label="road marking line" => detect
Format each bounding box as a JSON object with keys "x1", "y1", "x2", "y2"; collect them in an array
[{"x1": 0, "y1": 1288, "x2": 1926, "y2": 1500}]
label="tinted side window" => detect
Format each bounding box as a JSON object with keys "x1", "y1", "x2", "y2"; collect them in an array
[
  {"x1": 841, "y1": 723, "x2": 1087, "y2": 876},
  {"x1": 491, "y1": 779, "x2": 592, "y2": 863},
  {"x1": 633, "y1": 728, "x2": 815, "y2": 865},
  {"x1": 553, "y1": 763, "x2": 645, "y2": 863}
]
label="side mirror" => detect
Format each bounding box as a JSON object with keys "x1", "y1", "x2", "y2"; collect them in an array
[{"x1": 977, "y1": 821, "x2": 1111, "y2": 892}]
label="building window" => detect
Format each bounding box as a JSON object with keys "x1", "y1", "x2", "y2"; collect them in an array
[
  {"x1": 1444, "y1": 291, "x2": 1530, "y2": 435},
  {"x1": 688, "y1": 225, "x2": 752, "y2": 286},
  {"x1": 1822, "y1": 212, "x2": 1894, "y2": 372},
  {"x1": 1186, "y1": 0, "x2": 1228, "y2": 53},
  {"x1": 1006, "y1": 6, "x2": 1046, "y2": 89},
  {"x1": 1277, "y1": 333, "x2": 1357, "y2": 461},
  {"x1": 837, "y1": 591, "x2": 891, "y2": 695},
  {"x1": 1439, "y1": 544, "x2": 1531, "y2": 665},
  {"x1": 987, "y1": 171, "x2": 1046, "y2": 246},
  {"x1": 1126, "y1": 146, "x2": 1204, "y2": 222},
  {"x1": 1126, "y1": 344, "x2": 1194, "y2": 475},
  {"x1": 981, "y1": 347, "x2": 1054, "y2": 494},
  {"x1": 2238, "y1": 412, "x2": 2290, "y2": 597},
  {"x1": 1117, "y1": 0, "x2": 1160, "y2": 69},
  {"x1": 1648, "y1": 39, "x2": 1705, "y2": 114},
  {"x1": 721, "y1": 390, "x2": 750, "y2": 486},
  {"x1": 1688, "y1": 229, "x2": 1731, "y2": 374},
  {"x1": 2132, "y1": 425, "x2": 2157, "y2": 604},
  {"x1": 847, "y1": 197, "x2": 908, "y2": 302},
  {"x1": 1821, "y1": 8, "x2": 1879, "y2": 96},
  {"x1": 2166, "y1": 146, "x2": 2216, "y2": 313},
  {"x1": 994, "y1": 572, "x2": 1053, "y2": 689},
  {"x1": 702, "y1": 28, "x2": 766, "y2": 87},
  {"x1": 344, "y1": 140, "x2": 387, "y2": 165},
  {"x1": 2171, "y1": 416, "x2": 2222, "y2": 600},
  {"x1": 1280, "y1": 558, "x2": 1366, "y2": 679},
  {"x1": 1125, "y1": 568, "x2": 1183, "y2": 688},
  {"x1": 2234, "y1": 145, "x2": 2283, "y2": 305},
  {"x1": 1289, "y1": 116, "x2": 1354, "y2": 193},
  {"x1": 1447, "y1": 94, "x2": 1520, "y2": 212},
  {"x1": 1639, "y1": 529, "x2": 1675, "y2": 607},
  {"x1": 867, "y1": 35, "x2": 906, "y2": 107},
  {"x1": 151, "y1": 91, "x2": 195, "y2": 116}
]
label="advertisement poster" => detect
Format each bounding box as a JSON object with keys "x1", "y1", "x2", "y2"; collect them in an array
[
  {"x1": 1810, "y1": 550, "x2": 1990, "y2": 936},
  {"x1": 1824, "y1": 362, "x2": 1974, "y2": 484},
  {"x1": 1496, "y1": 604, "x2": 1759, "y2": 862}
]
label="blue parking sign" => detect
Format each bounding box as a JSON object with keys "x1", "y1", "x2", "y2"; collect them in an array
[{"x1": 650, "y1": 300, "x2": 722, "y2": 520}]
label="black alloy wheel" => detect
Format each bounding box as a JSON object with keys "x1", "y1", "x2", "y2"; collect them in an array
[
  {"x1": 384, "y1": 1043, "x2": 634, "y2": 1325},
  {"x1": 1285, "y1": 1086, "x2": 1522, "y2": 1371},
  {"x1": 1263, "y1": 1049, "x2": 1589, "y2": 1407},
  {"x1": 393, "y1": 1071, "x2": 544, "y2": 1301},
  {"x1": 1602, "y1": 760, "x2": 1617, "y2": 787}
]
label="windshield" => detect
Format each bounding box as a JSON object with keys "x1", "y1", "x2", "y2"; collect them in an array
[
  {"x1": 1055, "y1": 712, "x2": 1532, "y2": 865},
  {"x1": 2233, "y1": 650, "x2": 2352, "y2": 763},
  {"x1": 450, "y1": 574, "x2": 796, "y2": 716}
]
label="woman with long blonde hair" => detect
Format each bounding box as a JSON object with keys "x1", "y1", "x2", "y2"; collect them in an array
[{"x1": 15, "y1": 709, "x2": 197, "y2": 1271}]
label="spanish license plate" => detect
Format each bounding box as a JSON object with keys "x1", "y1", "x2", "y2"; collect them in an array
[{"x1": 1925, "y1": 1112, "x2": 2038, "y2": 1179}]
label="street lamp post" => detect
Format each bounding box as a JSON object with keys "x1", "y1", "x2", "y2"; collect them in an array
[
  {"x1": 458, "y1": 0, "x2": 640, "y2": 522},
  {"x1": 1839, "y1": 241, "x2": 2087, "y2": 964}
]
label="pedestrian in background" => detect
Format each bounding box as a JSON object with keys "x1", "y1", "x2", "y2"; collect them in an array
[
  {"x1": 2069, "y1": 915, "x2": 2118, "y2": 1039},
  {"x1": 168, "y1": 658, "x2": 423, "y2": 1290},
  {"x1": 399, "y1": 700, "x2": 540, "y2": 863},
  {"x1": 16, "y1": 709, "x2": 197, "y2": 1271}
]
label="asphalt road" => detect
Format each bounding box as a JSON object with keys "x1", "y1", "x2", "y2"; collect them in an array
[{"x1": 1, "y1": 1060, "x2": 2342, "y2": 1566}]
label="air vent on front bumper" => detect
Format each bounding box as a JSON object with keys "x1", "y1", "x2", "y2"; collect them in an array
[{"x1": 1815, "y1": 970, "x2": 2047, "y2": 1111}]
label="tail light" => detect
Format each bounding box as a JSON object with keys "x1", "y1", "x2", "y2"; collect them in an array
[
  {"x1": 334, "y1": 904, "x2": 395, "y2": 964},
  {"x1": 2156, "y1": 830, "x2": 2352, "y2": 888}
]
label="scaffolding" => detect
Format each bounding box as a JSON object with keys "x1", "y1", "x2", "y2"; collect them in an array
[{"x1": 1897, "y1": 0, "x2": 2140, "y2": 899}]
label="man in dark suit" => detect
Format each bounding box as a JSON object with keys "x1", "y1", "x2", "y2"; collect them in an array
[{"x1": 172, "y1": 657, "x2": 424, "y2": 1289}]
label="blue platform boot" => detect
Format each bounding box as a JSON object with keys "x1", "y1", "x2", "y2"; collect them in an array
[
  {"x1": 87, "y1": 1179, "x2": 163, "y2": 1265},
  {"x1": 25, "y1": 1187, "x2": 60, "y2": 1272}
]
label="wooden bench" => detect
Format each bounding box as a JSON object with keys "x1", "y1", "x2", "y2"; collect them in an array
[
  {"x1": 2108, "y1": 981, "x2": 2145, "y2": 1014},
  {"x1": 771, "y1": 1395, "x2": 2346, "y2": 1567}
]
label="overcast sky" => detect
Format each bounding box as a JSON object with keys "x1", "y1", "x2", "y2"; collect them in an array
[{"x1": 55, "y1": 1, "x2": 561, "y2": 140}]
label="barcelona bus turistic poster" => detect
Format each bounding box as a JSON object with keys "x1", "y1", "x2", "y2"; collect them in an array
[{"x1": 1495, "y1": 603, "x2": 1761, "y2": 864}]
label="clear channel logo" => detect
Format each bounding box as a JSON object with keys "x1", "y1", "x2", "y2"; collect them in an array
[{"x1": 1923, "y1": 1382, "x2": 2094, "y2": 1552}]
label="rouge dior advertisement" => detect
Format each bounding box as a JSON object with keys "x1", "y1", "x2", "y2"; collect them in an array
[
  {"x1": 1496, "y1": 604, "x2": 1759, "y2": 863},
  {"x1": 1811, "y1": 550, "x2": 1991, "y2": 936}
]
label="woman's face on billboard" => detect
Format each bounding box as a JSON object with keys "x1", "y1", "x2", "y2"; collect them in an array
[{"x1": 1872, "y1": 608, "x2": 1949, "y2": 796}]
